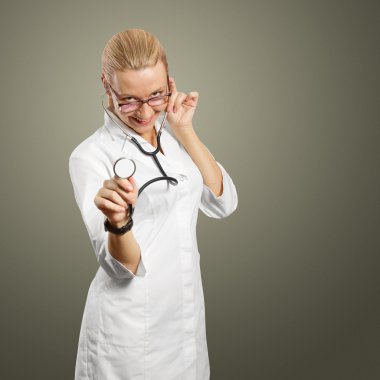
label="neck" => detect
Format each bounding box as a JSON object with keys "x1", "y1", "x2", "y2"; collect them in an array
[{"x1": 141, "y1": 128, "x2": 157, "y2": 147}]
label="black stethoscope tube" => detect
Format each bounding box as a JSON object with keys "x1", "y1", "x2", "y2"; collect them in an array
[
  {"x1": 101, "y1": 96, "x2": 179, "y2": 218},
  {"x1": 127, "y1": 128, "x2": 178, "y2": 218}
]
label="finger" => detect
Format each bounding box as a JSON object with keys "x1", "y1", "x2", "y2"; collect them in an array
[
  {"x1": 128, "y1": 176, "x2": 138, "y2": 191},
  {"x1": 94, "y1": 195, "x2": 126, "y2": 213},
  {"x1": 168, "y1": 76, "x2": 177, "y2": 93},
  {"x1": 167, "y1": 77, "x2": 177, "y2": 112},
  {"x1": 101, "y1": 184, "x2": 137, "y2": 205},
  {"x1": 120, "y1": 176, "x2": 138, "y2": 197},
  {"x1": 184, "y1": 92, "x2": 199, "y2": 107},
  {"x1": 104, "y1": 178, "x2": 123, "y2": 191},
  {"x1": 104, "y1": 178, "x2": 132, "y2": 199},
  {"x1": 103, "y1": 179, "x2": 133, "y2": 196},
  {"x1": 119, "y1": 189, "x2": 138, "y2": 204},
  {"x1": 98, "y1": 188, "x2": 129, "y2": 208},
  {"x1": 173, "y1": 93, "x2": 188, "y2": 113},
  {"x1": 167, "y1": 93, "x2": 177, "y2": 113},
  {"x1": 112, "y1": 176, "x2": 134, "y2": 192}
]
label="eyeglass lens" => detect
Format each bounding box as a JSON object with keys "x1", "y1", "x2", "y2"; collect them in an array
[{"x1": 119, "y1": 96, "x2": 169, "y2": 113}]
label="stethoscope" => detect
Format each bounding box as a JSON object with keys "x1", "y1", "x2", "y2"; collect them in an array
[{"x1": 101, "y1": 93, "x2": 178, "y2": 218}]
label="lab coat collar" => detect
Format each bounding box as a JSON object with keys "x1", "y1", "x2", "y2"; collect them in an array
[{"x1": 103, "y1": 106, "x2": 162, "y2": 146}]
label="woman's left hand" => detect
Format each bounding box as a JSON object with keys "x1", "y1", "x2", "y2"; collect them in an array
[{"x1": 166, "y1": 76, "x2": 199, "y2": 131}]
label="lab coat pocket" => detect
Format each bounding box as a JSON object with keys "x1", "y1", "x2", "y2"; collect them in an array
[{"x1": 98, "y1": 278, "x2": 146, "y2": 348}]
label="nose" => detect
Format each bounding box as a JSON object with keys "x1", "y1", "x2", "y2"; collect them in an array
[{"x1": 135, "y1": 102, "x2": 154, "y2": 119}]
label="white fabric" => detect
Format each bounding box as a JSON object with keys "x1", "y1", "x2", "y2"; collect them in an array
[{"x1": 69, "y1": 108, "x2": 238, "y2": 380}]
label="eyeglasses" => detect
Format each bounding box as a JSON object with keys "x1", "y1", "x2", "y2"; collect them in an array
[{"x1": 107, "y1": 75, "x2": 172, "y2": 114}]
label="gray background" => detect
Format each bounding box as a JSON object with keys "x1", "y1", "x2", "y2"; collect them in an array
[{"x1": 0, "y1": 0, "x2": 379, "y2": 379}]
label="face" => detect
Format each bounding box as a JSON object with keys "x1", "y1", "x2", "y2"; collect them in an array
[{"x1": 106, "y1": 60, "x2": 169, "y2": 140}]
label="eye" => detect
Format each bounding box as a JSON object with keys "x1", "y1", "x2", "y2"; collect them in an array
[{"x1": 152, "y1": 91, "x2": 163, "y2": 97}]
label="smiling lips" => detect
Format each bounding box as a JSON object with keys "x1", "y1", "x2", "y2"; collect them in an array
[{"x1": 132, "y1": 115, "x2": 153, "y2": 125}]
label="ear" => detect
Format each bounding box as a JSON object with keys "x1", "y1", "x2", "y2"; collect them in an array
[{"x1": 100, "y1": 72, "x2": 111, "y2": 95}]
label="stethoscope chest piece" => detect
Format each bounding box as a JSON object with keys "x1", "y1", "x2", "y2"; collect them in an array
[{"x1": 113, "y1": 157, "x2": 136, "y2": 179}]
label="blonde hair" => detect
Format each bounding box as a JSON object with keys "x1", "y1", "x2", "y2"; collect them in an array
[{"x1": 101, "y1": 28, "x2": 169, "y2": 107}]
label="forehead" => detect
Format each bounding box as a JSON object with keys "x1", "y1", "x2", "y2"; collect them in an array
[{"x1": 111, "y1": 61, "x2": 167, "y2": 98}]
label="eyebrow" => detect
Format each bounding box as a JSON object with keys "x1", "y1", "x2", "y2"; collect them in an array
[{"x1": 118, "y1": 86, "x2": 166, "y2": 99}]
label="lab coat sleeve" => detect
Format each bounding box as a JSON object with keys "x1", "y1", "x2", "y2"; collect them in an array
[
  {"x1": 199, "y1": 160, "x2": 238, "y2": 218},
  {"x1": 69, "y1": 149, "x2": 146, "y2": 280}
]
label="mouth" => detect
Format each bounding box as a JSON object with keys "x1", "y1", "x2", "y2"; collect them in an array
[{"x1": 131, "y1": 115, "x2": 154, "y2": 125}]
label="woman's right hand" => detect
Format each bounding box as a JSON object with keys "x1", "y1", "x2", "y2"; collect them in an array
[{"x1": 94, "y1": 176, "x2": 138, "y2": 228}]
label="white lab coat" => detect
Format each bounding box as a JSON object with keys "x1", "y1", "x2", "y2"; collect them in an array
[{"x1": 69, "y1": 108, "x2": 238, "y2": 380}]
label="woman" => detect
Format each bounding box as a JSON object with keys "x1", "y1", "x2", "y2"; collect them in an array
[{"x1": 69, "y1": 28, "x2": 238, "y2": 380}]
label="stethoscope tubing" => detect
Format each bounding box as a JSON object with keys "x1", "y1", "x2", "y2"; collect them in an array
[{"x1": 101, "y1": 93, "x2": 178, "y2": 217}]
